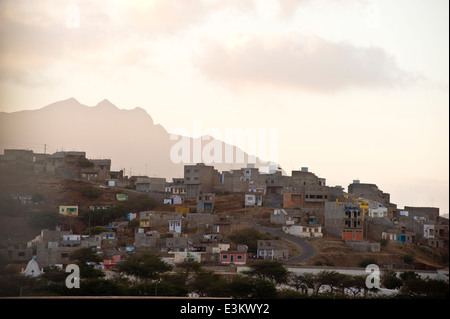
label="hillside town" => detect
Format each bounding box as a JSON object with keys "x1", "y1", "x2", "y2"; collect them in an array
[{"x1": 0, "y1": 148, "x2": 448, "y2": 298}]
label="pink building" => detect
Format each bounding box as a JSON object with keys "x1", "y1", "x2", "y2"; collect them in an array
[
  {"x1": 103, "y1": 255, "x2": 121, "y2": 270},
  {"x1": 220, "y1": 251, "x2": 246, "y2": 265}
]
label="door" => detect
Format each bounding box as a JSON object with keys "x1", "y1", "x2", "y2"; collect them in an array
[{"x1": 230, "y1": 255, "x2": 234, "y2": 262}]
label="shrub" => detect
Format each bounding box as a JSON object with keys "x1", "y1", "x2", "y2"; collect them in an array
[
  {"x1": 359, "y1": 258, "x2": 377, "y2": 268},
  {"x1": 81, "y1": 185, "x2": 103, "y2": 199},
  {"x1": 402, "y1": 254, "x2": 415, "y2": 264},
  {"x1": 379, "y1": 239, "x2": 388, "y2": 247}
]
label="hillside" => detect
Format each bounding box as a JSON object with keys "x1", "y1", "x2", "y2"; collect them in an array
[
  {"x1": 0, "y1": 166, "x2": 447, "y2": 270},
  {"x1": 305, "y1": 235, "x2": 448, "y2": 269}
]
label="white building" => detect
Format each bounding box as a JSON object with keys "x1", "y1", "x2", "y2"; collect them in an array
[
  {"x1": 423, "y1": 224, "x2": 435, "y2": 239},
  {"x1": 282, "y1": 225, "x2": 323, "y2": 238},
  {"x1": 245, "y1": 193, "x2": 263, "y2": 207},
  {"x1": 164, "y1": 194, "x2": 183, "y2": 205},
  {"x1": 169, "y1": 219, "x2": 182, "y2": 234},
  {"x1": 366, "y1": 200, "x2": 388, "y2": 218},
  {"x1": 21, "y1": 258, "x2": 43, "y2": 277}
]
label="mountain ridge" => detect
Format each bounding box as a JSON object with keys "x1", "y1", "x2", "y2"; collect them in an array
[{"x1": 0, "y1": 98, "x2": 279, "y2": 179}]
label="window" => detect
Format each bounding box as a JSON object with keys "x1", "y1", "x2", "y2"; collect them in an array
[
  {"x1": 186, "y1": 169, "x2": 190, "y2": 173},
  {"x1": 222, "y1": 254, "x2": 228, "y2": 259},
  {"x1": 194, "y1": 177, "x2": 199, "y2": 180},
  {"x1": 18, "y1": 252, "x2": 25, "y2": 257},
  {"x1": 61, "y1": 253, "x2": 69, "y2": 258},
  {"x1": 237, "y1": 255, "x2": 242, "y2": 260}
]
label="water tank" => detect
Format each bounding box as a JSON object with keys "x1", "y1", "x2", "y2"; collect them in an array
[
  {"x1": 301, "y1": 167, "x2": 308, "y2": 172},
  {"x1": 353, "y1": 179, "x2": 360, "y2": 184}
]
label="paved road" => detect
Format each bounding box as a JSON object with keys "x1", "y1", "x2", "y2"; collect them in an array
[{"x1": 253, "y1": 221, "x2": 316, "y2": 264}]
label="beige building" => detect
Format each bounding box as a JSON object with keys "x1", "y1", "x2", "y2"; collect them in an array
[{"x1": 59, "y1": 205, "x2": 78, "y2": 216}]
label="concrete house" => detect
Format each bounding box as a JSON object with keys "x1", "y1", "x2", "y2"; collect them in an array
[
  {"x1": 59, "y1": 205, "x2": 78, "y2": 216},
  {"x1": 245, "y1": 193, "x2": 263, "y2": 207},
  {"x1": 136, "y1": 177, "x2": 167, "y2": 193},
  {"x1": 366, "y1": 200, "x2": 388, "y2": 218},
  {"x1": 325, "y1": 200, "x2": 364, "y2": 241},
  {"x1": 184, "y1": 163, "x2": 219, "y2": 198},
  {"x1": 423, "y1": 224, "x2": 435, "y2": 239},
  {"x1": 220, "y1": 251, "x2": 247, "y2": 265},
  {"x1": 169, "y1": 219, "x2": 182, "y2": 234},
  {"x1": 134, "y1": 229, "x2": 160, "y2": 248},
  {"x1": 164, "y1": 194, "x2": 183, "y2": 205},
  {"x1": 139, "y1": 211, "x2": 151, "y2": 228},
  {"x1": 283, "y1": 192, "x2": 303, "y2": 209},
  {"x1": 270, "y1": 209, "x2": 302, "y2": 225},
  {"x1": 283, "y1": 224, "x2": 323, "y2": 238},
  {"x1": 257, "y1": 240, "x2": 289, "y2": 260},
  {"x1": 197, "y1": 193, "x2": 215, "y2": 213}
]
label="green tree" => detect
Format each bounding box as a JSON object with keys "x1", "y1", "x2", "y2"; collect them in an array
[
  {"x1": 313, "y1": 271, "x2": 344, "y2": 294},
  {"x1": 82, "y1": 226, "x2": 108, "y2": 235},
  {"x1": 228, "y1": 228, "x2": 274, "y2": 253},
  {"x1": 400, "y1": 277, "x2": 449, "y2": 298},
  {"x1": 69, "y1": 247, "x2": 103, "y2": 265},
  {"x1": 228, "y1": 276, "x2": 277, "y2": 299},
  {"x1": 116, "y1": 253, "x2": 172, "y2": 283},
  {"x1": 69, "y1": 247, "x2": 104, "y2": 279},
  {"x1": 76, "y1": 278, "x2": 126, "y2": 296},
  {"x1": 340, "y1": 275, "x2": 367, "y2": 298},
  {"x1": 243, "y1": 260, "x2": 289, "y2": 284},
  {"x1": 289, "y1": 273, "x2": 315, "y2": 295},
  {"x1": 190, "y1": 269, "x2": 229, "y2": 297},
  {"x1": 381, "y1": 269, "x2": 403, "y2": 290},
  {"x1": 400, "y1": 271, "x2": 419, "y2": 282}
]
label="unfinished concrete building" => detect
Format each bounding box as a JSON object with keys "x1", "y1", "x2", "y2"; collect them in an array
[
  {"x1": 184, "y1": 163, "x2": 219, "y2": 198},
  {"x1": 257, "y1": 240, "x2": 289, "y2": 260},
  {"x1": 196, "y1": 193, "x2": 215, "y2": 213},
  {"x1": 324, "y1": 200, "x2": 364, "y2": 240}
]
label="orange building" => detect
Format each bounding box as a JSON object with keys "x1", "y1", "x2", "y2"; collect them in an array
[
  {"x1": 342, "y1": 205, "x2": 364, "y2": 241},
  {"x1": 283, "y1": 192, "x2": 303, "y2": 209}
]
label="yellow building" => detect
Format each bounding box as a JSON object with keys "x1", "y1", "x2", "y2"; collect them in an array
[
  {"x1": 59, "y1": 205, "x2": 79, "y2": 216},
  {"x1": 139, "y1": 211, "x2": 151, "y2": 227}
]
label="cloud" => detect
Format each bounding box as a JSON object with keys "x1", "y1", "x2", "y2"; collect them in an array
[{"x1": 193, "y1": 33, "x2": 415, "y2": 92}]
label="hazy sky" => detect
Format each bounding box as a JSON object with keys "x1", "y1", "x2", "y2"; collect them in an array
[{"x1": 0, "y1": 0, "x2": 448, "y2": 214}]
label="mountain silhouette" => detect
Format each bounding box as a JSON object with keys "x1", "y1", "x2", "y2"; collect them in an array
[{"x1": 0, "y1": 98, "x2": 281, "y2": 179}]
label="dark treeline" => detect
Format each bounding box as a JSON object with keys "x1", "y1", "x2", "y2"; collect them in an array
[{"x1": 0, "y1": 249, "x2": 448, "y2": 299}]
